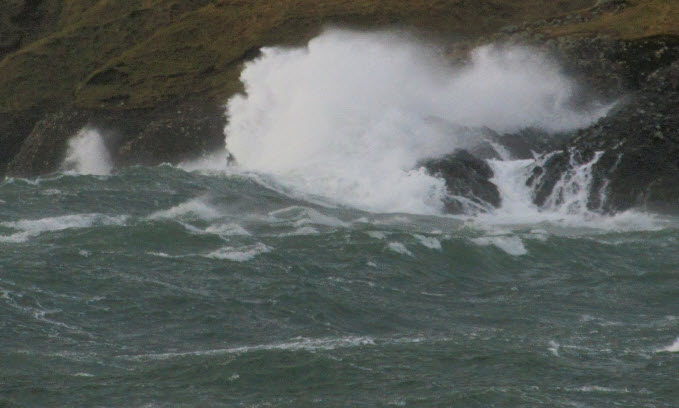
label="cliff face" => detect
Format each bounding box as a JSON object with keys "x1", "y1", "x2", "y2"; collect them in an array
[
  {"x1": 0, "y1": 0, "x2": 602, "y2": 113},
  {"x1": 2, "y1": 0, "x2": 677, "y2": 115},
  {"x1": 0, "y1": 0, "x2": 62, "y2": 60}
]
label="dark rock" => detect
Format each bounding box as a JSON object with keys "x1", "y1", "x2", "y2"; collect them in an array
[
  {"x1": 422, "y1": 150, "x2": 501, "y2": 214},
  {"x1": 527, "y1": 150, "x2": 571, "y2": 208},
  {"x1": 3, "y1": 100, "x2": 227, "y2": 177},
  {"x1": 0, "y1": 108, "x2": 43, "y2": 175},
  {"x1": 116, "y1": 102, "x2": 226, "y2": 167},
  {"x1": 5, "y1": 110, "x2": 91, "y2": 176},
  {"x1": 497, "y1": 128, "x2": 567, "y2": 160},
  {"x1": 519, "y1": 35, "x2": 679, "y2": 101},
  {"x1": 429, "y1": 121, "x2": 561, "y2": 161},
  {"x1": 532, "y1": 56, "x2": 679, "y2": 214}
]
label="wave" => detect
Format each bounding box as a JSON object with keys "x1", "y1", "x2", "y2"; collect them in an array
[
  {"x1": 471, "y1": 235, "x2": 528, "y2": 256},
  {"x1": 147, "y1": 197, "x2": 221, "y2": 221},
  {"x1": 658, "y1": 337, "x2": 679, "y2": 353}
]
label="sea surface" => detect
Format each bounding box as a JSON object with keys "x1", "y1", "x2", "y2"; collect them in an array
[{"x1": 1, "y1": 166, "x2": 678, "y2": 407}]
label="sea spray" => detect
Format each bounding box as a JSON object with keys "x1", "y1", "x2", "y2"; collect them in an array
[
  {"x1": 224, "y1": 29, "x2": 609, "y2": 214},
  {"x1": 62, "y1": 128, "x2": 113, "y2": 176}
]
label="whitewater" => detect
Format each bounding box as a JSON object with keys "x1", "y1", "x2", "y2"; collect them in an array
[{"x1": 2, "y1": 30, "x2": 678, "y2": 407}]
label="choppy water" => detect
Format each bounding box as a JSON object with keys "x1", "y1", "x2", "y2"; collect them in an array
[{"x1": 1, "y1": 166, "x2": 678, "y2": 407}]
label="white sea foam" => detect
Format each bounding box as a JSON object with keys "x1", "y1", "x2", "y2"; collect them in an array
[
  {"x1": 147, "y1": 251, "x2": 183, "y2": 259},
  {"x1": 367, "y1": 231, "x2": 388, "y2": 240},
  {"x1": 41, "y1": 188, "x2": 61, "y2": 196},
  {"x1": 123, "y1": 334, "x2": 459, "y2": 361},
  {"x1": 658, "y1": 337, "x2": 679, "y2": 353},
  {"x1": 278, "y1": 226, "x2": 320, "y2": 236},
  {"x1": 61, "y1": 128, "x2": 113, "y2": 176},
  {"x1": 0, "y1": 214, "x2": 127, "y2": 243},
  {"x1": 388, "y1": 242, "x2": 413, "y2": 257},
  {"x1": 126, "y1": 336, "x2": 376, "y2": 361},
  {"x1": 571, "y1": 386, "x2": 631, "y2": 393},
  {"x1": 548, "y1": 340, "x2": 560, "y2": 357},
  {"x1": 471, "y1": 235, "x2": 528, "y2": 256},
  {"x1": 269, "y1": 206, "x2": 348, "y2": 228},
  {"x1": 205, "y1": 223, "x2": 251, "y2": 236},
  {"x1": 474, "y1": 158, "x2": 664, "y2": 232},
  {"x1": 413, "y1": 234, "x2": 442, "y2": 250},
  {"x1": 204, "y1": 243, "x2": 271, "y2": 262},
  {"x1": 148, "y1": 197, "x2": 221, "y2": 221},
  {"x1": 224, "y1": 29, "x2": 608, "y2": 215}
]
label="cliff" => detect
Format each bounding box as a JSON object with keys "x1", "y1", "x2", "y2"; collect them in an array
[{"x1": 1, "y1": 0, "x2": 678, "y2": 191}]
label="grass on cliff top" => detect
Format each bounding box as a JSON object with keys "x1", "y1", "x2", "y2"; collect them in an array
[
  {"x1": 549, "y1": 0, "x2": 679, "y2": 39},
  {"x1": 0, "y1": 0, "x2": 675, "y2": 113}
]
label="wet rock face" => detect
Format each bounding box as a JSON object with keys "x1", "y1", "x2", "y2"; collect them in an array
[
  {"x1": 4, "y1": 101, "x2": 227, "y2": 177},
  {"x1": 6, "y1": 110, "x2": 92, "y2": 176},
  {"x1": 422, "y1": 150, "x2": 501, "y2": 214},
  {"x1": 115, "y1": 102, "x2": 226, "y2": 167},
  {"x1": 551, "y1": 36, "x2": 679, "y2": 100},
  {"x1": 447, "y1": 124, "x2": 559, "y2": 161},
  {"x1": 0, "y1": 109, "x2": 43, "y2": 175},
  {"x1": 593, "y1": 61, "x2": 679, "y2": 213},
  {"x1": 531, "y1": 56, "x2": 679, "y2": 214}
]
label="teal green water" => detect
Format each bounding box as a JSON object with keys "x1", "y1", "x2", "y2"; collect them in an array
[{"x1": 1, "y1": 166, "x2": 678, "y2": 407}]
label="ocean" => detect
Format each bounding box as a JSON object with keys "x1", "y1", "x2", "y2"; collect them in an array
[{"x1": 1, "y1": 166, "x2": 678, "y2": 407}]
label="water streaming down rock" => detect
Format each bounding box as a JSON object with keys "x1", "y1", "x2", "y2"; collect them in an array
[{"x1": 484, "y1": 153, "x2": 606, "y2": 224}]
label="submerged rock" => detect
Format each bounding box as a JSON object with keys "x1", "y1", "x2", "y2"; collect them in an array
[{"x1": 422, "y1": 150, "x2": 501, "y2": 214}]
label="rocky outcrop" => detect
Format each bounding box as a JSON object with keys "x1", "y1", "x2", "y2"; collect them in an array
[
  {"x1": 6, "y1": 110, "x2": 92, "y2": 176},
  {"x1": 528, "y1": 57, "x2": 679, "y2": 214},
  {"x1": 5, "y1": 101, "x2": 227, "y2": 177},
  {"x1": 422, "y1": 150, "x2": 501, "y2": 214},
  {"x1": 544, "y1": 35, "x2": 679, "y2": 101},
  {"x1": 0, "y1": 108, "x2": 43, "y2": 176}
]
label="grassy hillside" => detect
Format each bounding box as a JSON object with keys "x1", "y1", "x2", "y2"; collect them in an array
[
  {"x1": 549, "y1": 0, "x2": 679, "y2": 39},
  {"x1": 0, "y1": 0, "x2": 676, "y2": 113}
]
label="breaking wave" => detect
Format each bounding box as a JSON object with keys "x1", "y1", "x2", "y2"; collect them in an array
[{"x1": 223, "y1": 29, "x2": 610, "y2": 215}]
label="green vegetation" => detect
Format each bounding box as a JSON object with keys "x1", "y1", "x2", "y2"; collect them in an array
[
  {"x1": 550, "y1": 0, "x2": 679, "y2": 39},
  {"x1": 0, "y1": 0, "x2": 676, "y2": 113}
]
